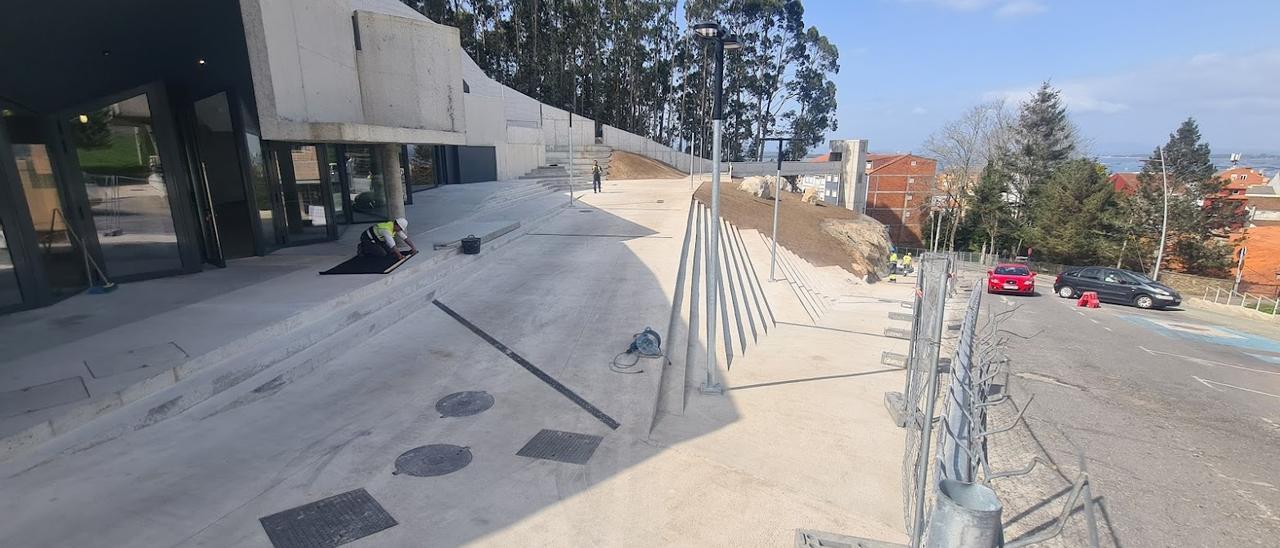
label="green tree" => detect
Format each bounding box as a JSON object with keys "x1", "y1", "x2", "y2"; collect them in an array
[
  {"x1": 1025, "y1": 159, "x2": 1119, "y2": 264},
  {"x1": 1003, "y1": 82, "x2": 1078, "y2": 248},
  {"x1": 969, "y1": 163, "x2": 1012, "y2": 254},
  {"x1": 1126, "y1": 118, "x2": 1241, "y2": 276},
  {"x1": 74, "y1": 108, "x2": 114, "y2": 149}
]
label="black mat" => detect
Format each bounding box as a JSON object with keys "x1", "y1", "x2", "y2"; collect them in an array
[{"x1": 319, "y1": 251, "x2": 416, "y2": 275}]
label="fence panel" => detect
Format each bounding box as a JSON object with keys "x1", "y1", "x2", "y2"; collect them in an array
[{"x1": 893, "y1": 254, "x2": 952, "y2": 545}]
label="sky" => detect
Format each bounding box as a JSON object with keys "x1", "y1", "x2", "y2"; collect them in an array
[{"x1": 799, "y1": 0, "x2": 1280, "y2": 156}]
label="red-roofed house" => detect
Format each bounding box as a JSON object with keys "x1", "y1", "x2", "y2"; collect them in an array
[
  {"x1": 1211, "y1": 166, "x2": 1266, "y2": 230},
  {"x1": 864, "y1": 153, "x2": 937, "y2": 246},
  {"x1": 1109, "y1": 172, "x2": 1140, "y2": 195}
]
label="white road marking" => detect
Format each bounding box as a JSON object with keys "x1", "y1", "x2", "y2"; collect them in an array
[
  {"x1": 1103, "y1": 327, "x2": 1113, "y2": 332},
  {"x1": 1138, "y1": 346, "x2": 1280, "y2": 376},
  {"x1": 1088, "y1": 318, "x2": 1099, "y2": 324},
  {"x1": 1192, "y1": 375, "x2": 1280, "y2": 399}
]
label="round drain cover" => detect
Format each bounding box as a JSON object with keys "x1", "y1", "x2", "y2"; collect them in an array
[
  {"x1": 394, "y1": 444, "x2": 471, "y2": 477},
  {"x1": 435, "y1": 391, "x2": 494, "y2": 417}
]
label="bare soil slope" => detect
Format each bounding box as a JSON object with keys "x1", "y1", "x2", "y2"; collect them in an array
[
  {"x1": 608, "y1": 151, "x2": 686, "y2": 180},
  {"x1": 695, "y1": 181, "x2": 890, "y2": 277}
]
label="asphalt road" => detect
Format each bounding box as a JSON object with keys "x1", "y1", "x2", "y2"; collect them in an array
[{"x1": 980, "y1": 276, "x2": 1280, "y2": 547}]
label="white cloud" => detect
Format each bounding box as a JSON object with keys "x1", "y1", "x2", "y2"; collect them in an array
[
  {"x1": 995, "y1": 0, "x2": 1047, "y2": 18},
  {"x1": 984, "y1": 49, "x2": 1280, "y2": 150},
  {"x1": 903, "y1": 0, "x2": 1047, "y2": 17},
  {"x1": 912, "y1": 106, "x2": 929, "y2": 115}
]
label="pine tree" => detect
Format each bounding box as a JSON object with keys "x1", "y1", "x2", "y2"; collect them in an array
[
  {"x1": 1005, "y1": 82, "x2": 1077, "y2": 219},
  {"x1": 969, "y1": 163, "x2": 1012, "y2": 253},
  {"x1": 1127, "y1": 118, "x2": 1241, "y2": 275},
  {"x1": 1026, "y1": 159, "x2": 1119, "y2": 264}
]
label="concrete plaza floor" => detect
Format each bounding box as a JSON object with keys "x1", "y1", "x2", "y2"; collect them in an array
[
  {"x1": 0, "y1": 179, "x2": 914, "y2": 547},
  {"x1": 0, "y1": 180, "x2": 568, "y2": 452}
]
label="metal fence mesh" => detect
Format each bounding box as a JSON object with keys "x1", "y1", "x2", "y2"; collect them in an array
[{"x1": 899, "y1": 255, "x2": 951, "y2": 542}]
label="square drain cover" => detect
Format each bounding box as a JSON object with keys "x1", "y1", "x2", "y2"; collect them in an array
[
  {"x1": 259, "y1": 488, "x2": 397, "y2": 548},
  {"x1": 516, "y1": 429, "x2": 603, "y2": 465}
]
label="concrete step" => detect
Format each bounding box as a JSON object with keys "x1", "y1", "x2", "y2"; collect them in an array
[
  {"x1": 546, "y1": 144, "x2": 613, "y2": 154},
  {"x1": 545, "y1": 152, "x2": 612, "y2": 162},
  {"x1": 0, "y1": 201, "x2": 570, "y2": 460},
  {"x1": 474, "y1": 186, "x2": 556, "y2": 215}
]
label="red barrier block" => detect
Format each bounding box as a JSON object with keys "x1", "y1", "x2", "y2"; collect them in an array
[{"x1": 1076, "y1": 291, "x2": 1100, "y2": 308}]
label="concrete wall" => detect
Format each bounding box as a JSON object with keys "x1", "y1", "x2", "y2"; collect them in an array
[
  {"x1": 243, "y1": 0, "x2": 714, "y2": 180},
  {"x1": 242, "y1": 0, "x2": 465, "y2": 144},
  {"x1": 725, "y1": 161, "x2": 840, "y2": 177},
  {"x1": 354, "y1": 10, "x2": 464, "y2": 132}
]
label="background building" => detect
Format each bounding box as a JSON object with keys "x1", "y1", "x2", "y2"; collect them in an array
[{"x1": 864, "y1": 153, "x2": 937, "y2": 246}]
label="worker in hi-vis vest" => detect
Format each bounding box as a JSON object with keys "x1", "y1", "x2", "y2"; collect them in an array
[{"x1": 358, "y1": 217, "x2": 418, "y2": 260}]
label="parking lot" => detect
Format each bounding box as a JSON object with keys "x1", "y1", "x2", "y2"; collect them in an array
[{"x1": 982, "y1": 279, "x2": 1280, "y2": 547}]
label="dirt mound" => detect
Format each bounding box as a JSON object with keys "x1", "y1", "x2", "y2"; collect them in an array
[
  {"x1": 608, "y1": 151, "x2": 686, "y2": 180},
  {"x1": 694, "y1": 180, "x2": 891, "y2": 278}
]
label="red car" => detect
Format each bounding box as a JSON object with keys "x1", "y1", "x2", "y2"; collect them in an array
[{"x1": 987, "y1": 264, "x2": 1037, "y2": 295}]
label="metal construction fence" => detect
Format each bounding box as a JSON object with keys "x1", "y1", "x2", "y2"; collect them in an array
[
  {"x1": 884, "y1": 254, "x2": 951, "y2": 545},
  {"x1": 1201, "y1": 286, "x2": 1280, "y2": 316},
  {"x1": 887, "y1": 261, "x2": 1102, "y2": 547}
]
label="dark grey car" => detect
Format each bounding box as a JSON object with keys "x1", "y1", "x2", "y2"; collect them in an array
[{"x1": 1052, "y1": 267, "x2": 1182, "y2": 309}]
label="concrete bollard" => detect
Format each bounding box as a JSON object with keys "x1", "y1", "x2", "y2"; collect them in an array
[{"x1": 925, "y1": 480, "x2": 1004, "y2": 548}]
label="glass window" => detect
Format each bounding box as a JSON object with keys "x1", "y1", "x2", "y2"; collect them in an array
[
  {"x1": 0, "y1": 216, "x2": 22, "y2": 307},
  {"x1": 278, "y1": 144, "x2": 328, "y2": 241},
  {"x1": 344, "y1": 145, "x2": 387, "y2": 222},
  {"x1": 244, "y1": 133, "x2": 279, "y2": 246},
  {"x1": 321, "y1": 145, "x2": 346, "y2": 225},
  {"x1": 12, "y1": 144, "x2": 86, "y2": 296},
  {"x1": 1077, "y1": 268, "x2": 1101, "y2": 280},
  {"x1": 407, "y1": 144, "x2": 437, "y2": 192},
  {"x1": 71, "y1": 94, "x2": 181, "y2": 278},
  {"x1": 994, "y1": 265, "x2": 1029, "y2": 276}
]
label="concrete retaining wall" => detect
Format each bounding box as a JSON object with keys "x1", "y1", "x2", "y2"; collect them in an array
[{"x1": 244, "y1": 0, "x2": 707, "y2": 178}]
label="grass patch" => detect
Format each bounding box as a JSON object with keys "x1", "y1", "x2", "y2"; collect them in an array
[{"x1": 76, "y1": 131, "x2": 153, "y2": 178}]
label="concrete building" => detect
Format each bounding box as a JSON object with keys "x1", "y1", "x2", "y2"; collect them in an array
[
  {"x1": 864, "y1": 153, "x2": 937, "y2": 246},
  {"x1": 1244, "y1": 171, "x2": 1280, "y2": 226},
  {"x1": 0, "y1": 0, "x2": 693, "y2": 313}
]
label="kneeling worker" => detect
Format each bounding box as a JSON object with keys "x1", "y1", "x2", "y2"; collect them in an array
[{"x1": 358, "y1": 217, "x2": 418, "y2": 260}]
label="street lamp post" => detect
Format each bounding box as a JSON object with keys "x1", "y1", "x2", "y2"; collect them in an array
[
  {"x1": 763, "y1": 136, "x2": 791, "y2": 281},
  {"x1": 567, "y1": 106, "x2": 575, "y2": 205},
  {"x1": 1153, "y1": 147, "x2": 1170, "y2": 280},
  {"x1": 693, "y1": 21, "x2": 741, "y2": 395}
]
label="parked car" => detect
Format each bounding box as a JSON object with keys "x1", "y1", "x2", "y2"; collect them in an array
[
  {"x1": 1052, "y1": 267, "x2": 1182, "y2": 309},
  {"x1": 987, "y1": 264, "x2": 1037, "y2": 295}
]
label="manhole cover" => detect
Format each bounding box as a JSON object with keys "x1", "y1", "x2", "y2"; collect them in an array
[
  {"x1": 394, "y1": 444, "x2": 471, "y2": 477},
  {"x1": 435, "y1": 391, "x2": 494, "y2": 417},
  {"x1": 516, "y1": 429, "x2": 603, "y2": 465},
  {"x1": 259, "y1": 488, "x2": 397, "y2": 548}
]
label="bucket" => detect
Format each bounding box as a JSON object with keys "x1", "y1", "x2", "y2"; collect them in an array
[{"x1": 461, "y1": 235, "x2": 481, "y2": 255}]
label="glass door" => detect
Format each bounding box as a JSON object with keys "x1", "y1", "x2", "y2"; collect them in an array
[
  {"x1": 10, "y1": 143, "x2": 86, "y2": 297},
  {"x1": 271, "y1": 143, "x2": 332, "y2": 245},
  {"x1": 68, "y1": 93, "x2": 182, "y2": 279},
  {"x1": 190, "y1": 92, "x2": 257, "y2": 264}
]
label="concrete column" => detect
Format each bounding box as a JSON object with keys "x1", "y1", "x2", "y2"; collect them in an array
[
  {"x1": 831, "y1": 139, "x2": 868, "y2": 213},
  {"x1": 383, "y1": 144, "x2": 406, "y2": 220}
]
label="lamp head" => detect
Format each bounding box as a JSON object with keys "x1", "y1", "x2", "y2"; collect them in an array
[
  {"x1": 692, "y1": 21, "x2": 721, "y2": 38},
  {"x1": 722, "y1": 34, "x2": 743, "y2": 50}
]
